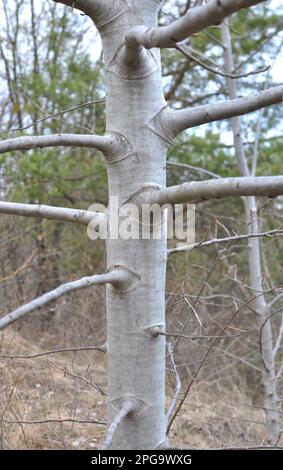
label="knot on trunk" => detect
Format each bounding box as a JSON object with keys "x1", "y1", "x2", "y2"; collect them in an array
[
  {"x1": 107, "y1": 264, "x2": 141, "y2": 293},
  {"x1": 106, "y1": 40, "x2": 159, "y2": 80},
  {"x1": 103, "y1": 131, "x2": 134, "y2": 164}
]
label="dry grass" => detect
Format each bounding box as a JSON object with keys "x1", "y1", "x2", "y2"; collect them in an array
[
  {"x1": 0, "y1": 329, "x2": 107, "y2": 450},
  {"x1": 0, "y1": 225, "x2": 282, "y2": 449},
  {"x1": 1, "y1": 325, "x2": 281, "y2": 450}
]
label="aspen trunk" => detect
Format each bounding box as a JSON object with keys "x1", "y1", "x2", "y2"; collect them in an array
[
  {"x1": 221, "y1": 21, "x2": 280, "y2": 444},
  {"x1": 245, "y1": 196, "x2": 280, "y2": 444},
  {"x1": 97, "y1": 0, "x2": 168, "y2": 449}
]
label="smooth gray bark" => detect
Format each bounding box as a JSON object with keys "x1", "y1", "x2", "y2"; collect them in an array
[{"x1": 99, "y1": 0, "x2": 168, "y2": 449}]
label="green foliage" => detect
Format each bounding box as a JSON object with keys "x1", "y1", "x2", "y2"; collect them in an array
[{"x1": 168, "y1": 131, "x2": 237, "y2": 182}]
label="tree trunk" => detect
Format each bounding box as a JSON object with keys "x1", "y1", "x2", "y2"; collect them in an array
[
  {"x1": 245, "y1": 196, "x2": 280, "y2": 444},
  {"x1": 221, "y1": 20, "x2": 280, "y2": 444},
  {"x1": 97, "y1": 0, "x2": 168, "y2": 449}
]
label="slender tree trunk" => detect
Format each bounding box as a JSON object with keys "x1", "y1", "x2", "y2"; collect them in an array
[
  {"x1": 97, "y1": 0, "x2": 168, "y2": 449},
  {"x1": 221, "y1": 20, "x2": 280, "y2": 444},
  {"x1": 35, "y1": 220, "x2": 48, "y2": 297},
  {"x1": 245, "y1": 197, "x2": 280, "y2": 443}
]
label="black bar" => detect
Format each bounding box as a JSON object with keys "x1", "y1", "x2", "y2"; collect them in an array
[{"x1": 0, "y1": 449, "x2": 280, "y2": 467}]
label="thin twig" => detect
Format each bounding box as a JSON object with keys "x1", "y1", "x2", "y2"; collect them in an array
[
  {"x1": 168, "y1": 229, "x2": 283, "y2": 254},
  {"x1": 167, "y1": 293, "x2": 266, "y2": 433},
  {"x1": 183, "y1": 297, "x2": 206, "y2": 330},
  {"x1": 167, "y1": 161, "x2": 222, "y2": 179},
  {"x1": 0, "y1": 385, "x2": 16, "y2": 450},
  {"x1": 49, "y1": 361, "x2": 106, "y2": 396},
  {"x1": 2, "y1": 418, "x2": 106, "y2": 425},
  {"x1": 160, "y1": 331, "x2": 249, "y2": 340},
  {"x1": 203, "y1": 445, "x2": 283, "y2": 450},
  {"x1": 0, "y1": 98, "x2": 106, "y2": 135},
  {"x1": 0, "y1": 249, "x2": 37, "y2": 285},
  {"x1": 0, "y1": 344, "x2": 107, "y2": 360},
  {"x1": 166, "y1": 343, "x2": 182, "y2": 425},
  {"x1": 175, "y1": 44, "x2": 270, "y2": 79}
]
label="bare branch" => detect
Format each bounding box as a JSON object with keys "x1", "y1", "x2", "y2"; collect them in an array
[
  {"x1": 269, "y1": 292, "x2": 283, "y2": 308},
  {"x1": 2, "y1": 418, "x2": 106, "y2": 426},
  {"x1": 177, "y1": 346, "x2": 262, "y2": 372},
  {"x1": 101, "y1": 400, "x2": 136, "y2": 450},
  {"x1": 206, "y1": 445, "x2": 283, "y2": 450},
  {"x1": 167, "y1": 293, "x2": 263, "y2": 432},
  {"x1": 168, "y1": 85, "x2": 283, "y2": 136},
  {"x1": 1, "y1": 385, "x2": 16, "y2": 450},
  {"x1": 0, "y1": 201, "x2": 105, "y2": 226},
  {"x1": 0, "y1": 133, "x2": 117, "y2": 157},
  {"x1": 0, "y1": 249, "x2": 37, "y2": 285},
  {"x1": 168, "y1": 229, "x2": 283, "y2": 255},
  {"x1": 50, "y1": 360, "x2": 106, "y2": 396},
  {"x1": 0, "y1": 344, "x2": 107, "y2": 360},
  {"x1": 146, "y1": 176, "x2": 283, "y2": 206},
  {"x1": 276, "y1": 362, "x2": 283, "y2": 381},
  {"x1": 160, "y1": 331, "x2": 248, "y2": 340},
  {"x1": 0, "y1": 98, "x2": 105, "y2": 136},
  {"x1": 166, "y1": 343, "x2": 181, "y2": 425},
  {"x1": 125, "y1": 0, "x2": 265, "y2": 49},
  {"x1": 0, "y1": 268, "x2": 130, "y2": 331},
  {"x1": 273, "y1": 314, "x2": 283, "y2": 357},
  {"x1": 167, "y1": 161, "x2": 222, "y2": 179},
  {"x1": 175, "y1": 44, "x2": 270, "y2": 80}
]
